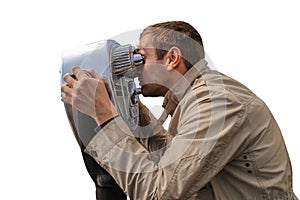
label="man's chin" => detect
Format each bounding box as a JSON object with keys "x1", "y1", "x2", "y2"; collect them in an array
[
  {"x1": 141, "y1": 85, "x2": 166, "y2": 97},
  {"x1": 142, "y1": 93, "x2": 159, "y2": 97},
  {"x1": 141, "y1": 90, "x2": 157, "y2": 97}
]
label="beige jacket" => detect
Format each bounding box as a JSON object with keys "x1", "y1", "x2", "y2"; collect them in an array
[{"x1": 85, "y1": 59, "x2": 297, "y2": 200}]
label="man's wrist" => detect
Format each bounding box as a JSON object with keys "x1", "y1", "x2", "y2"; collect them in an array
[
  {"x1": 95, "y1": 103, "x2": 119, "y2": 126},
  {"x1": 94, "y1": 115, "x2": 120, "y2": 133}
]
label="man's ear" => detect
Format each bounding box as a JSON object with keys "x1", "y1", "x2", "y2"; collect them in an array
[{"x1": 165, "y1": 47, "x2": 182, "y2": 71}]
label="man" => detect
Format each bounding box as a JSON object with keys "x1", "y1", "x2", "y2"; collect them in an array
[{"x1": 61, "y1": 21, "x2": 298, "y2": 199}]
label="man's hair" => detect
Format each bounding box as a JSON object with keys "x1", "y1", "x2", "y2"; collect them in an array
[{"x1": 140, "y1": 21, "x2": 204, "y2": 70}]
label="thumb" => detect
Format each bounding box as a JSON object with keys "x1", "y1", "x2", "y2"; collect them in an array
[
  {"x1": 72, "y1": 66, "x2": 95, "y2": 80},
  {"x1": 84, "y1": 69, "x2": 100, "y2": 79}
]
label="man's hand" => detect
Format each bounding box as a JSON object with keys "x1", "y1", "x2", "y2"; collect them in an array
[{"x1": 61, "y1": 66, "x2": 118, "y2": 126}]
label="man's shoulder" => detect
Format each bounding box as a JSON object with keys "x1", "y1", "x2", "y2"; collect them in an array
[{"x1": 191, "y1": 70, "x2": 257, "y2": 106}]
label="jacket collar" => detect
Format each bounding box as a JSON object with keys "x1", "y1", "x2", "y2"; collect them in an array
[{"x1": 158, "y1": 59, "x2": 210, "y2": 124}]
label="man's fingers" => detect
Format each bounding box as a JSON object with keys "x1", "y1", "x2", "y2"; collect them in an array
[
  {"x1": 63, "y1": 73, "x2": 77, "y2": 87},
  {"x1": 72, "y1": 66, "x2": 80, "y2": 75},
  {"x1": 72, "y1": 66, "x2": 91, "y2": 80},
  {"x1": 72, "y1": 66, "x2": 85, "y2": 80},
  {"x1": 61, "y1": 83, "x2": 73, "y2": 96},
  {"x1": 64, "y1": 95, "x2": 73, "y2": 105},
  {"x1": 85, "y1": 69, "x2": 99, "y2": 78},
  {"x1": 72, "y1": 66, "x2": 101, "y2": 80},
  {"x1": 61, "y1": 84, "x2": 74, "y2": 104}
]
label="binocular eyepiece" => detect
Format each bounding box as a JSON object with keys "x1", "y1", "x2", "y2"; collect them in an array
[
  {"x1": 61, "y1": 40, "x2": 144, "y2": 83},
  {"x1": 111, "y1": 44, "x2": 144, "y2": 78}
]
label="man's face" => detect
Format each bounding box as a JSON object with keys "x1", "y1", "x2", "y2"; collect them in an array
[{"x1": 137, "y1": 47, "x2": 169, "y2": 97}]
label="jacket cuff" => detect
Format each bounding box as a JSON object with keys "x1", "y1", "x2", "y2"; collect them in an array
[
  {"x1": 84, "y1": 116, "x2": 132, "y2": 164},
  {"x1": 93, "y1": 115, "x2": 119, "y2": 133}
]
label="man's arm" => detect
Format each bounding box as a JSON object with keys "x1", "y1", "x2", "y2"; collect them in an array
[
  {"x1": 137, "y1": 102, "x2": 172, "y2": 153},
  {"x1": 84, "y1": 88, "x2": 248, "y2": 199}
]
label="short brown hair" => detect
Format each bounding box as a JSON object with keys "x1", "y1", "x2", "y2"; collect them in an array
[{"x1": 140, "y1": 21, "x2": 204, "y2": 70}]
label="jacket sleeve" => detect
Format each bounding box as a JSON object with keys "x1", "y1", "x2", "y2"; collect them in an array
[
  {"x1": 137, "y1": 103, "x2": 172, "y2": 153},
  {"x1": 84, "y1": 88, "x2": 249, "y2": 200}
]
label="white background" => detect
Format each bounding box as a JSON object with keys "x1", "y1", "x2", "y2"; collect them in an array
[{"x1": 0, "y1": 0, "x2": 299, "y2": 199}]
